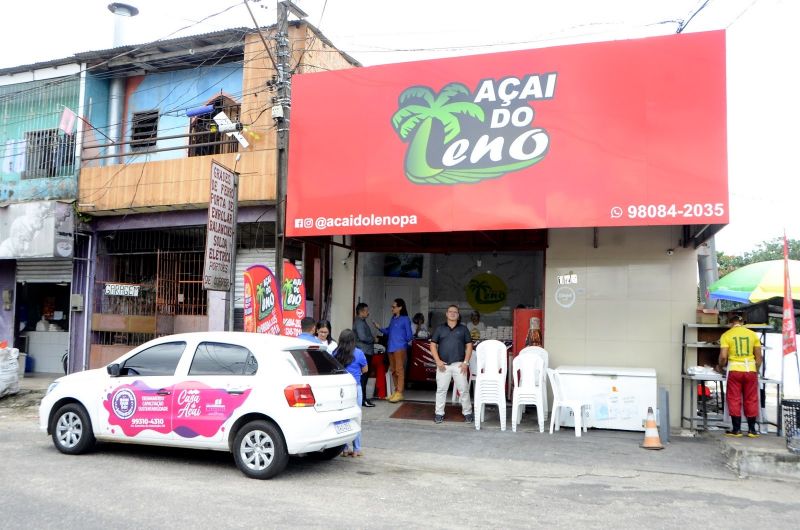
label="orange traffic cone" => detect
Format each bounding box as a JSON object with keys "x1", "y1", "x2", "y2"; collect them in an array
[{"x1": 640, "y1": 406, "x2": 664, "y2": 450}]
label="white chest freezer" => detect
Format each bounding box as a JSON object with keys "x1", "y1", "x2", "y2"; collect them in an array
[{"x1": 555, "y1": 366, "x2": 657, "y2": 431}]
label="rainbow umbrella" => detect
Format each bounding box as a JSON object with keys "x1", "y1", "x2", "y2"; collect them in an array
[{"x1": 708, "y1": 259, "x2": 800, "y2": 304}]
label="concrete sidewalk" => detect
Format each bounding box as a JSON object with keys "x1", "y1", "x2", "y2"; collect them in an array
[
  {"x1": 362, "y1": 398, "x2": 800, "y2": 481},
  {"x1": 5, "y1": 374, "x2": 799, "y2": 481}
]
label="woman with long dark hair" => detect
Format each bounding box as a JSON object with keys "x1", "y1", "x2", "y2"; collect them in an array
[
  {"x1": 334, "y1": 329, "x2": 368, "y2": 457},
  {"x1": 373, "y1": 298, "x2": 413, "y2": 403},
  {"x1": 315, "y1": 320, "x2": 337, "y2": 353}
]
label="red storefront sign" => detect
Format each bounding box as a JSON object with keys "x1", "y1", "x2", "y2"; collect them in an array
[{"x1": 287, "y1": 30, "x2": 727, "y2": 236}]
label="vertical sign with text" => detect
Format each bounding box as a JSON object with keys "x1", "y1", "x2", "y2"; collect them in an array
[
  {"x1": 281, "y1": 262, "x2": 306, "y2": 337},
  {"x1": 243, "y1": 265, "x2": 282, "y2": 335},
  {"x1": 203, "y1": 161, "x2": 237, "y2": 291}
]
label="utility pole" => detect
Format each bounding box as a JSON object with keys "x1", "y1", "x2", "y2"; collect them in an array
[{"x1": 273, "y1": 1, "x2": 307, "y2": 310}]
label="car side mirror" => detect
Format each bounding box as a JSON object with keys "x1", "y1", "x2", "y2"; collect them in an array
[{"x1": 107, "y1": 363, "x2": 121, "y2": 377}]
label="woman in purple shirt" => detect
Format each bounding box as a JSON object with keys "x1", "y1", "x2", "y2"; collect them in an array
[{"x1": 373, "y1": 298, "x2": 413, "y2": 403}]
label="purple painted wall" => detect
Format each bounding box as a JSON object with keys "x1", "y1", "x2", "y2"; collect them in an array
[{"x1": 0, "y1": 260, "x2": 16, "y2": 348}]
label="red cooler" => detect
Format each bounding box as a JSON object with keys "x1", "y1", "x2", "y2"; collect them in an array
[{"x1": 513, "y1": 308, "x2": 543, "y2": 356}]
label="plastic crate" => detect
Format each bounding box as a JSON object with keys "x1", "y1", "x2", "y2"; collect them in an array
[{"x1": 782, "y1": 399, "x2": 800, "y2": 454}]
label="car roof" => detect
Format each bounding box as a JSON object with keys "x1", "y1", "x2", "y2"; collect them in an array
[{"x1": 147, "y1": 332, "x2": 318, "y2": 351}]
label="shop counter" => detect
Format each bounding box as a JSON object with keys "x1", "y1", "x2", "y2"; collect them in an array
[
  {"x1": 407, "y1": 339, "x2": 513, "y2": 386},
  {"x1": 555, "y1": 366, "x2": 657, "y2": 432}
]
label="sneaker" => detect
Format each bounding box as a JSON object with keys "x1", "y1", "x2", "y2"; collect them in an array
[
  {"x1": 747, "y1": 431, "x2": 760, "y2": 438},
  {"x1": 464, "y1": 414, "x2": 474, "y2": 424},
  {"x1": 725, "y1": 430, "x2": 743, "y2": 437},
  {"x1": 434, "y1": 414, "x2": 444, "y2": 424},
  {"x1": 388, "y1": 392, "x2": 404, "y2": 403}
]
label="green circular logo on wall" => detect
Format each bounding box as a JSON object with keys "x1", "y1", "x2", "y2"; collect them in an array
[{"x1": 466, "y1": 273, "x2": 508, "y2": 314}]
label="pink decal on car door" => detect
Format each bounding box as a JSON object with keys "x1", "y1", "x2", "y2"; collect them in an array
[
  {"x1": 171, "y1": 381, "x2": 252, "y2": 438},
  {"x1": 103, "y1": 380, "x2": 172, "y2": 436}
]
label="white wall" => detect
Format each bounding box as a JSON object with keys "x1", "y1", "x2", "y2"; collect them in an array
[
  {"x1": 544, "y1": 226, "x2": 696, "y2": 427},
  {"x1": 330, "y1": 240, "x2": 355, "y2": 338}
]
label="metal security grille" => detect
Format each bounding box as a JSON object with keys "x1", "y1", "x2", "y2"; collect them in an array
[
  {"x1": 0, "y1": 76, "x2": 80, "y2": 179},
  {"x1": 94, "y1": 223, "x2": 278, "y2": 342},
  {"x1": 131, "y1": 110, "x2": 159, "y2": 149},
  {"x1": 22, "y1": 129, "x2": 76, "y2": 179},
  {"x1": 188, "y1": 96, "x2": 240, "y2": 157}
]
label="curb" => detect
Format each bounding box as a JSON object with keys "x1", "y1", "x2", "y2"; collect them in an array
[
  {"x1": 0, "y1": 389, "x2": 45, "y2": 411},
  {"x1": 721, "y1": 437, "x2": 800, "y2": 481}
]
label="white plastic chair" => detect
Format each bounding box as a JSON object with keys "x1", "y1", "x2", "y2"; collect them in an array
[
  {"x1": 451, "y1": 352, "x2": 478, "y2": 403},
  {"x1": 547, "y1": 368, "x2": 591, "y2": 437},
  {"x1": 511, "y1": 353, "x2": 546, "y2": 432},
  {"x1": 517, "y1": 346, "x2": 549, "y2": 421},
  {"x1": 474, "y1": 340, "x2": 507, "y2": 431}
]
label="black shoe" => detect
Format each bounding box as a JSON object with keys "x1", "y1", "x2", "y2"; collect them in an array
[
  {"x1": 464, "y1": 414, "x2": 474, "y2": 424},
  {"x1": 363, "y1": 399, "x2": 375, "y2": 408},
  {"x1": 434, "y1": 414, "x2": 444, "y2": 424}
]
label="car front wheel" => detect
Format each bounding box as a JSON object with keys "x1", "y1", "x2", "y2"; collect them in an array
[
  {"x1": 51, "y1": 403, "x2": 95, "y2": 455},
  {"x1": 232, "y1": 420, "x2": 288, "y2": 479}
]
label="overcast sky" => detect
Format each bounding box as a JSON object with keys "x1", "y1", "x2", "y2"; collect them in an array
[{"x1": 3, "y1": 0, "x2": 797, "y2": 255}]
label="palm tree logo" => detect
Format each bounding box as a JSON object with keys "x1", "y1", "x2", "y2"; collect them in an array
[
  {"x1": 282, "y1": 279, "x2": 298, "y2": 310},
  {"x1": 256, "y1": 281, "x2": 271, "y2": 319},
  {"x1": 466, "y1": 273, "x2": 507, "y2": 313},
  {"x1": 391, "y1": 83, "x2": 548, "y2": 185}
]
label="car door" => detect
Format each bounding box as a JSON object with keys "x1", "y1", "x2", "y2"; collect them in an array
[
  {"x1": 171, "y1": 341, "x2": 258, "y2": 443},
  {"x1": 100, "y1": 341, "x2": 186, "y2": 442}
]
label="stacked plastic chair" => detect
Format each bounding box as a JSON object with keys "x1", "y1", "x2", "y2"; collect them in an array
[
  {"x1": 474, "y1": 340, "x2": 508, "y2": 431},
  {"x1": 517, "y1": 346, "x2": 549, "y2": 422},
  {"x1": 547, "y1": 368, "x2": 591, "y2": 437},
  {"x1": 511, "y1": 352, "x2": 546, "y2": 432}
]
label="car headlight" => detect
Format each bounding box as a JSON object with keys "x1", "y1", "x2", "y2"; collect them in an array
[{"x1": 46, "y1": 382, "x2": 59, "y2": 395}]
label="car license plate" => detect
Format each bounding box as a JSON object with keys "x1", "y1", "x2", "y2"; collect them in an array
[{"x1": 334, "y1": 420, "x2": 352, "y2": 434}]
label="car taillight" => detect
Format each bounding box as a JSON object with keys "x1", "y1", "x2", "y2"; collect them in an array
[{"x1": 284, "y1": 384, "x2": 316, "y2": 407}]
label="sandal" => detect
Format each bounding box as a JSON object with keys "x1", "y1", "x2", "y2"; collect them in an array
[
  {"x1": 340, "y1": 450, "x2": 353, "y2": 457},
  {"x1": 353, "y1": 451, "x2": 362, "y2": 457}
]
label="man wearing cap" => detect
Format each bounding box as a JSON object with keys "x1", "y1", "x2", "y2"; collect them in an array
[{"x1": 718, "y1": 314, "x2": 763, "y2": 437}]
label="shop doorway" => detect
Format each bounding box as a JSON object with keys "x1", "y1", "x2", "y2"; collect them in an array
[
  {"x1": 355, "y1": 244, "x2": 545, "y2": 403},
  {"x1": 15, "y1": 281, "x2": 71, "y2": 373}
]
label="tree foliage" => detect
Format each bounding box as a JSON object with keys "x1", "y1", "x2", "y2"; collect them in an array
[{"x1": 717, "y1": 237, "x2": 800, "y2": 277}]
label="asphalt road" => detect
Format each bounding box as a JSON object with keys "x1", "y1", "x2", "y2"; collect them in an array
[{"x1": 2, "y1": 400, "x2": 799, "y2": 529}]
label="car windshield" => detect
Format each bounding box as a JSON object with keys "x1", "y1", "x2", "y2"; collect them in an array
[{"x1": 288, "y1": 347, "x2": 345, "y2": 376}]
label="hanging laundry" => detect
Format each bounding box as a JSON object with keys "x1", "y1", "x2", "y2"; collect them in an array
[{"x1": 59, "y1": 106, "x2": 77, "y2": 134}]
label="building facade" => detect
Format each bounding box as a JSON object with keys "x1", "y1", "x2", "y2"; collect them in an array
[{"x1": 1, "y1": 23, "x2": 357, "y2": 373}]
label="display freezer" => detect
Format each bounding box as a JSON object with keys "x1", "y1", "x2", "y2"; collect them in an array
[{"x1": 555, "y1": 366, "x2": 657, "y2": 432}]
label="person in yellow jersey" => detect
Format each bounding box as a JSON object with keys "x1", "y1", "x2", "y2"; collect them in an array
[{"x1": 718, "y1": 314, "x2": 763, "y2": 438}]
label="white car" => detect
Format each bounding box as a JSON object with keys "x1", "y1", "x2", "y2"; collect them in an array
[{"x1": 39, "y1": 332, "x2": 361, "y2": 479}]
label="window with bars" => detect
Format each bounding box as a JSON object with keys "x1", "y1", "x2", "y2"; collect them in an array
[
  {"x1": 22, "y1": 129, "x2": 75, "y2": 179},
  {"x1": 188, "y1": 96, "x2": 240, "y2": 157},
  {"x1": 131, "y1": 110, "x2": 159, "y2": 149}
]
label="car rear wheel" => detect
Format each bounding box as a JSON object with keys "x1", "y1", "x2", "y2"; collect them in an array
[
  {"x1": 233, "y1": 420, "x2": 288, "y2": 479},
  {"x1": 51, "y1": 403, "x2": 95, "y2": 455}
]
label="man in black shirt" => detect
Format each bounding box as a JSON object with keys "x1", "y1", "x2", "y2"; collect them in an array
[{"x1": 430, "y1": 304, "x2": 474, "y2": 424}]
